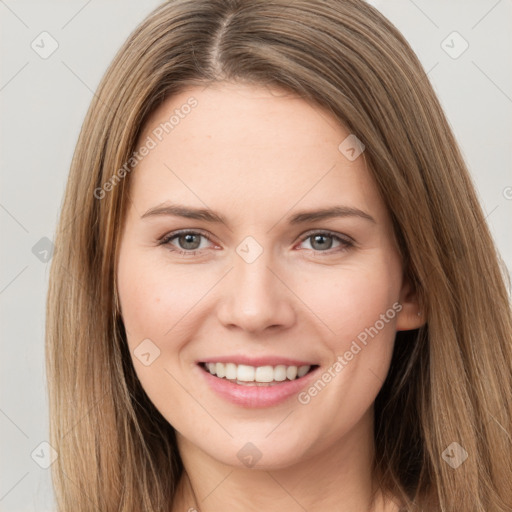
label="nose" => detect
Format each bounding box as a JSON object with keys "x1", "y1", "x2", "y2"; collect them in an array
[{"x1": 216, "y1": 249, "x2": 296, "y2": 334}]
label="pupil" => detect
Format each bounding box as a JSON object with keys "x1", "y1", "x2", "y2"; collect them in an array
[
  {"x1": 180, "y1": 234, "x2": 200, "y2": 250},
  {"x1": 312, "y1": 234, "x2": 332, "y2": 250}
]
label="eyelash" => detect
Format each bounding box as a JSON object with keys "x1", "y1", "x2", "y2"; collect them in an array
[{"x1": 158, "y1": 229, "x2": 355, "y2": 257}]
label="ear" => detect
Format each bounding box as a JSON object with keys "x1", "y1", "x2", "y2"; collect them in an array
[{"x1": 395, "y1": 277, "x2": 426, "y2": 331}]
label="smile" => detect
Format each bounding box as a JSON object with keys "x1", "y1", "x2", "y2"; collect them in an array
[{"x1": 200, "y1": 362, "x2": 314, "y2": 385}]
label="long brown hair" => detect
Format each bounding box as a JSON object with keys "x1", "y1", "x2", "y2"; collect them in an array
[{"x1": 46, "y1": 1, "x2": 512, "y2": 510}]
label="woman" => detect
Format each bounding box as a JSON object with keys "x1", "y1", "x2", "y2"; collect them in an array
[{"x1": 46, "y1": 0, "x2": 512, "y2": 510}]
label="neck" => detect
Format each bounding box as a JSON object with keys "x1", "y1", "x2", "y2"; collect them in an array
[{"x1": 171, "y1": 409, "x2": 398, "y2": 512}]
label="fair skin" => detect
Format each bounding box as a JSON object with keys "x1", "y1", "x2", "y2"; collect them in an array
[{"x1": 116, "y1": 82, "x2": 424, "y2": 512}]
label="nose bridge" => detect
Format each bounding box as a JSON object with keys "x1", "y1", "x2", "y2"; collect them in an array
[{"x1": 216, "y1": 237, "x2": 295, "y2": 332}]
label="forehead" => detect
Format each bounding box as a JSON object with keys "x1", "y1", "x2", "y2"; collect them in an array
[{"x1": 129, "y1": 82, "x2": 384, "y2": 223}]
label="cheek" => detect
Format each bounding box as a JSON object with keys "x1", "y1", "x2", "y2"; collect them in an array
[
  {"x1": 287, "y1": 275, "x2": 400, "y2": 451},
  {"x1": 291, "y1": 257, "x2": 401, "y2": 345},
  {"x1": 291, "y1": 257, "x2": 400, "y2": 404},
  {"x1": 117, "y1": 246, "x2": 212, "y2": 347}
]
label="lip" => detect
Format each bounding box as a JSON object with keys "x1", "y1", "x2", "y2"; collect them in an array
[
  {"x1": 198, "y1": 355, "x2": 317, "y2": 367},
  {"x1": 195, "y1": 362, "x2": 320, "y2": 408}
]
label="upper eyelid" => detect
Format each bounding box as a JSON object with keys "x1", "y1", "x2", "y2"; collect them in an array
[{"x1": 160, "y1": 228, "x2": 212, "y2": 241}]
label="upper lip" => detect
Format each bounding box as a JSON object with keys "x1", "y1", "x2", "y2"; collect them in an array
[{"x1": 198, "y1": 355, "x2": 317, "y2": 367}]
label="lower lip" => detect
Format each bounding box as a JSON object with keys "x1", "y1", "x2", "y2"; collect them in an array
[{"x1": 196, "y1": 364, "x2": 320, "y2": 408}]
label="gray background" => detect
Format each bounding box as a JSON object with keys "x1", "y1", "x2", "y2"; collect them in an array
[{"x1": 1, "y1": 1, "x2": 510, "y2": 510}]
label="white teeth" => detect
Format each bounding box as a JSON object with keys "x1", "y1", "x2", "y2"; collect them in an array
[
  {"x1": 225, "y1": 362, "x2": 237, "y2": 380},
  {"x1": 215, "y1": 362, "x2": 226, "y2": 378},
  {"x1": 203, "y1": 362, "x2": 313, "y2": 382},
  {"x1": 255, "y1": 366, "x2": 274, "y2": 383},
  {"x1": 237, "y1": 364, "x2": 255, "y2": 382},
  {"x1": 286, "y1": 366, "x2": 298, "y2": 380},
  {"x1": 274, "y1": 365, "x2": 287, "y2": 382}
]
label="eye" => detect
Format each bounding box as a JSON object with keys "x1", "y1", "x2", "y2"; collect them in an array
[
  {"x1": 159, "y1": 230, "x2": 214, "y2": 256},
  {"x1": 159, "y1": 229, "x2": 354, "y2": 257},
  {"x1": 297, "y1": 231, "x2": 354, "y2": 254}
]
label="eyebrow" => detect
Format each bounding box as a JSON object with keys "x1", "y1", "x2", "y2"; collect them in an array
[{"x1": 141, "y1": 203, "x2": 376, "y2": 225}]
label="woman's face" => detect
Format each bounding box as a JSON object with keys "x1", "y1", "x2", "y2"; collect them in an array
[{"x1": 117, "y1": 82, "x2": 420, "y2": 469}]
